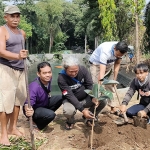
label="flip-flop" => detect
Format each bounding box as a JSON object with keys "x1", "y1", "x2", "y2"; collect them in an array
[
  {"x1": 110, "y1": 110, "x2": 121, "y2": 116},
  {"x1": 65, "y1": 122, "x2": 74, "y2": 130}
]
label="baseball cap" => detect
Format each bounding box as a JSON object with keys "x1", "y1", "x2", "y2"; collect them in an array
[{"x1": 4, "y1": 5, "x2": 20, "y2": 14}]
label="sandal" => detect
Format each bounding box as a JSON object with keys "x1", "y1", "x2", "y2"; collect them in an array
[
  {"x1": 110, "y1": 110, "x2": 121, "y2": 116},
  {"x1": 65, "y1": 122, "x2": 74, "y2": 130}
]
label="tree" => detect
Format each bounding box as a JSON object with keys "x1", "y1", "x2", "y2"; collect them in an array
[
  {"x1": 19, "y1": 15, "x2": 32, "y2": 50},
  {"x1": 98, "y1": 0, "x2": 118, "y2": 41},
  {"x1": 143, "y1": 2, "x2": 150, "y2": 54}
]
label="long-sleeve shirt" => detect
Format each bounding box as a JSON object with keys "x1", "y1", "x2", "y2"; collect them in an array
[
  {"x1": 122, "y1": 73, "x2": 150, "y2": 113},
  {"x1": 57, "y1": 65, "x2": 93, "y2": 112},
  {"x1": 24, "y1": 77, "x2": 51, "y2": 110}
]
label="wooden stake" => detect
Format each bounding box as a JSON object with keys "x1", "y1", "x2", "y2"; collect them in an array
[
  {"x1": 91, "y1": 106, "x2": 96, "y2": 149},
  {"x1": 22, "y1": 40, "x2": 35, "y2": 150}
]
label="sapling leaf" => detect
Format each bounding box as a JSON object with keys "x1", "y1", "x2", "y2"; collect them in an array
[
  {"x1": 84, "y1": 89, "x2": 95, "y2": 98},
  {"x1": 102, "y1": 79, "x2": 119, "y2": 85},
  {"x1": 84, "y1": 89, "x2": 92, "y2": 94},
  {"x1": 92, "y1": 84, "x2": 98, "y2": 98},
  {"x1": 102, "y1": 90, "x2": 113, "y2": 100},
  {"x1": 99, "y1": 85, "x2": 105, "y2": 92},
  {"x1": 98, "y1": 96, "x2": 110, "y2": 101}
]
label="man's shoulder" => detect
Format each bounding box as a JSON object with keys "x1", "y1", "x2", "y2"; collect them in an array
[
  {"x1": 0, "y1": 26, "x2": 7, "y2": 34},
  {"x1": 79, "y1": 65, "x2": 87, "y2": 71},
  {"x1": 29, "y1": 79, "x2": 40, "y2": 89},
  {"x1": 100, "y1": 41, "x2": 118, "y2": 47}
]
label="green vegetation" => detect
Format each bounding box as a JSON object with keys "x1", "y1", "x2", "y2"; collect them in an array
[
  {"x1": 0, "y1": 137, "x2": 46, "y2": 150},
  {"x1": 0, "y1": 0, "x2": 147, "y2": 55}
]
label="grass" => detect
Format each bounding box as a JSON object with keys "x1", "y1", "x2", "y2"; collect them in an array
[{"x1": 0, "y1": 136, "x2": 47, "y2": 150}]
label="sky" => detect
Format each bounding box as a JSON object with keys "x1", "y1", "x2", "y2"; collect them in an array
[{"x1": 146, "y1": 0, "x2": 150, "y2": 4}]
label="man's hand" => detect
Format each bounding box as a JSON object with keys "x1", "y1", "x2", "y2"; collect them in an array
[
  {"x1": 92, "y1": 98, "x2": 100, "y2": 108},
  {"x1": 25, "y1": 104, "x2": 34, "y2": 117},
  {"x1": 82, "y1": 109, "x2": 94, "y2": 119},
  {"x1": 18, "y1": 50, "x2": 28, "y2": 59},
  {"x1": 145, "y1": 91, "x2": 150, "y2": 96},
  {"x1": 120, "y1": 105, "x2": 127, "y2": 113},
  {"x1": 138, "y1": 110, "x2": 147, "y2": 118}
]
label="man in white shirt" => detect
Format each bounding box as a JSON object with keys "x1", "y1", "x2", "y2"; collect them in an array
[{"x1": 89, "y1": 41, "x2": 128, "y2": 114}]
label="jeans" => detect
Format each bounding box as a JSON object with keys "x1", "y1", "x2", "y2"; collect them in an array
[
  {"x1": 127, "y1": 104, "x2": 150, "y2": 118},
  {"x1": 33, "y1": 95, "x2": 62, "y2": 130}
]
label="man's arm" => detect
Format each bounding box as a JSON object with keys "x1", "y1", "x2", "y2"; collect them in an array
[
  {"x1": 113, "y1": 58, "x2": 121, "y2": 80},
  {"x1": 58, "y1": 74, "x2": 85, "y2": 112},
  {"x1": 0, "y1": 26, "x2": 27, "y2": 60},
  {"x1": 120, "y1": 79, "x2": 136, "y2": 112},
  {"x1": 98, "y1": 64, "x2": 106, "y2": 84}
]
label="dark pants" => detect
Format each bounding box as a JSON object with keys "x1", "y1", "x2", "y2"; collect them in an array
[
  {"x1": 33, "y1": 95, "x2": 62, "y2": 130},
  {"x1": 127, "y1": 104, "x2": 150, "y2": 118}
]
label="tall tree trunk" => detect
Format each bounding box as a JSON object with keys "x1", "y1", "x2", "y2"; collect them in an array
[
  {"x1": 85, "y1": 34, "x2": 87, "y2": 53},
  {"x1": 26, "y1": 39, "x2": 29, "y2": 52},
  {"x1": 49, "y1": 33, "x2": 52, "y2": 53},
  {"x1": 135, "y1": 0, "x2": 139, "y2": 64},
  {"x1": 95, "y1": 36, "x2": 99, "y2": 49}
]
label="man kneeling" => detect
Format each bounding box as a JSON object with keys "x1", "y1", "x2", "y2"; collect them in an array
[
  {"x1": 24, "y1": 62, "x2": 63, "y2": 130},
  {"x1": 58, "y1": 56, "x2": 107, "y2": 130}
]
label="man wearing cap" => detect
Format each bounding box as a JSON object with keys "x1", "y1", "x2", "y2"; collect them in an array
[{"x1": 0, "y1": 5, "x2": 28, "y2": 145}]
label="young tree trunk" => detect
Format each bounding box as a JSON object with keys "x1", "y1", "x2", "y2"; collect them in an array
[
  {"x1": 49, "y1": 33, "x2": 52, "y2": 53},
  {"x1": 85, "y1": 34, "x2": 87, "y2": 53},
  {"x1": 95, "y1": 36, "x2": 99, "y2": 49},
  {"x1": 135, "y1": 0, "x2": 139, "y2": 64}
]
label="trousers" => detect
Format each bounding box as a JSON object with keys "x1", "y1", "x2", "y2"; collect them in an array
[
  {"x1": 63, "y1": 95, "x2": 107, "y2": 124},
  {"x1": 33, "y1": 95, "x2": 62, "y2": 130}
]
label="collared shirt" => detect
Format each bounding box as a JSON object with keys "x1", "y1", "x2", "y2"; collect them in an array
[{"x1": 89, "y1": 41, "x2": 119, "y2": 65}]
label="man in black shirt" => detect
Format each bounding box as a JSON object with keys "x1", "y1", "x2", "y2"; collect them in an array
[{"x1": 58, "y1": 56, "x2": 107, "y2": 130}]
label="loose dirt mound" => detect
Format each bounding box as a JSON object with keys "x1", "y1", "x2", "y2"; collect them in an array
[{"x1": 28, "y1": 112, "x2": 150, "y2": 150}]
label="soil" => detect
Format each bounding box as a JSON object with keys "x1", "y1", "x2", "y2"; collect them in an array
[
  {"x1": 2, "y1": 64, "x2": 150, "y2": 150},
  {"x1": 18, "y1": 105, "x2": 150, "y2": 150}
]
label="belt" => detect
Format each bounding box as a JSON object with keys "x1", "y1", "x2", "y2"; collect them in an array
[{"x1": 89, "y1": 61, "x2": 93, "y2": 64}]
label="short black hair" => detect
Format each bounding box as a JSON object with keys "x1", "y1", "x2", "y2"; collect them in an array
[
  {"x1": 134, "y1": 63, "x2": 149, "y2": 74},
  {"x1": 37, "y1": 62, "x2": 51, "y2": 72},
  {"x1": 116, "y1": 41, "x2": 128, "y2": 54}
]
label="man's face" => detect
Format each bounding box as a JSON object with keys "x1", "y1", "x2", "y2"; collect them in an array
[
  {"x1": 37, "y1": 66, "x2": 52, "y2": 84},
  {"x1": 4, "y1": 13, "x2": 20, "y2": 28},
  {"x1": 66, "y1": 65, "x2": 79, "y2": 78},
  {"x1": 114, "y1": 48, "x2": 125, "y2": 59},
  {"x1": 135, "y1": 69, "x2": 148, "y2": 82}
]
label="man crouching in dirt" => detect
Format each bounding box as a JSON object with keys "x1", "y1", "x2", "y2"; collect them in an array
[
  {"x1": 57, "y1": 56, "x2": 107, "y2": 130},
  {"x1": 120, "y1": 63, "x2": 150, "y2": 120},
  {"x1": 23, "y1": 62, "x2": 63, "y2": 130}
]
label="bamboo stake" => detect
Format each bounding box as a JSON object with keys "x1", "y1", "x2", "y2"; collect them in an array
[
  {"x1": 22, "y1": 40, "x2": 35, "y2": 150},
  {"x1": 91, "y1": 106, "x2": 96, "y2": 150}
]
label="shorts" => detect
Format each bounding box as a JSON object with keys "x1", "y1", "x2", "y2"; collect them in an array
[{"x1": 0, "y1": 64, "x2": 26, "y2": 114}]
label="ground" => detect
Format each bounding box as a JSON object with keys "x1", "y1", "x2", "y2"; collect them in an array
[
  {"x1": 1, "y1": 64, "x2": 150, "y2": 150},
  {"x1": 16, "y1": 86, "x2": 150, "y2": 150}
]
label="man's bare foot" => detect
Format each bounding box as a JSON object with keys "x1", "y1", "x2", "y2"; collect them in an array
[
  {"x1": 7, "y1": 128, "x2": 23, "y2": 137},
  {"x1": 0, "y1": 137, "x2": 10, "y2": 146}
]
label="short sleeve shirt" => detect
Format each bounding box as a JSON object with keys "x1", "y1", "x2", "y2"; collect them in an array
[{"x1": 89, "y1": 41, "x2": 118, "y2": 65}]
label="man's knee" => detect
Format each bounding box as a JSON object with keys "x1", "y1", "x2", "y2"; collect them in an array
[
  {"x1": 126, "y1": 109, "x2": 135, "y2": 118},
  {"x1": 63, "y1": 107, "x2": 76, "y2": 117},
  {"x1": 47, "y1": 111, "x2": 56, "y2": 120}
]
